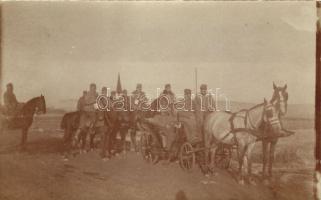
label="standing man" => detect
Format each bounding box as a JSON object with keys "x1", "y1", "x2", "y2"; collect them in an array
[
  {"x1": 77, "y1": 91, "x2": 87, "y2": 111},
  {"x1": 3, "y1": 83, "x2": 19, "y2": 116},
  {"x1": 194, "y1": 84, "x2": 215, "y2": 140},
  {"x1": 73, "y1": 83, "x2": 98, "y2": 150}
]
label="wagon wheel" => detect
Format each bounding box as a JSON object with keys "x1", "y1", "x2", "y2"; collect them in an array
[
  {"x1": 179, "y1": 142, "x2": 195, "y2": 171},
  {"x1": 140, "y1": 132, "x2": 154, "y2": 163},
  {"x1": 214, "y1": 144, "x2": 232, "y2": 169}
]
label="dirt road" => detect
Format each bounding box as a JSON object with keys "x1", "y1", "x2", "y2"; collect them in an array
[{"x1": 0, "y1": 115, "x2": 314, "y2": 200}]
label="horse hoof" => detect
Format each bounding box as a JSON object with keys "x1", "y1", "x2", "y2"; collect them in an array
[
  {"x1": 102, "y1": 157, "x2": 109, "y2": 162},
  {"x1": 249, "y1": 179, "x2": 257, "y2": 186},
  {"x1": 238, "y1": 179, "x2": 245, "y2": 185},
  {"x1": 211, "y1": 172, "x2": 218, "y2": 177}
]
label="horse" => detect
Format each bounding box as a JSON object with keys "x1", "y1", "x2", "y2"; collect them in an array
[
  {"x1": 0, "y1": 95, "x2": 46, "y2": 149},
  {"x1": 60, "y1": 111, "x2": 81, "y2": 157},
  {"x1": 108, "y1": 95, "x2": 158, "y2": 155},
  {"x1": 262, "y1": 83, "x2": 290, "y2": 179},
  {"x1": 203, "y1": 97, "x2": 289, "y2": 184},
  {"x1": 61, "y1": 109, "x2": 115, "y2": 160}
]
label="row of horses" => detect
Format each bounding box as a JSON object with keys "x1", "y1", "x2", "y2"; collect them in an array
[
  {"x1": 0, "y1": 84, "x2": 293, "y2": 185},
  {"x1": 59, "y1": 83, "x2": 292, "y2": 184}
]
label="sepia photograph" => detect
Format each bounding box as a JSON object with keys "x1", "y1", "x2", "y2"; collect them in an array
[{"x1": 0, "y1": 1, "x2": 319, "y2": 200}]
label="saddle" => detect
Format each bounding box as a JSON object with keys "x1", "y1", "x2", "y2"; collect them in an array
[{"x1": 0, "y1": 103, "x2": 25, "y2": 120}]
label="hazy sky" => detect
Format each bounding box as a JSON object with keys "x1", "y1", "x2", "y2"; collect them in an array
[{"x1": 2, "y1": 2, "x2": 316, "y2": 108}]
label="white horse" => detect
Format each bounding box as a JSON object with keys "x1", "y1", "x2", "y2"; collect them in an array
[
  {"x1": 262, "y1": 83, "x2": 289, "y2": 179},
  {"x1": 204, "y1": 94, "x2": 289, "y2": 184}
]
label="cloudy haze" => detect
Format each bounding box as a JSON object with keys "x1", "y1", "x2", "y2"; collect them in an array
[{"x1": 2, "y1": 2, "x2": 316, "y2": 109}]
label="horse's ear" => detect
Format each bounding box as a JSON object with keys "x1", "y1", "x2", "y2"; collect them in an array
[
  {"x1": 273, "y1": 82, "x2": 277, "y2": 90},
  {"x1": 264, "y1": 98, "x2": 267, "y2": 104},
  {"x1": 41, "y1": 94, "x2": 43, "y2": 97},
  {"x1": 284, "y1": 84, "x2": 287, "y2": 90}
]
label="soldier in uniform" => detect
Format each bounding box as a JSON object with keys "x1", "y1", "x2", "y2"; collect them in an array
[
  {"x1": 183, "y1": 89, "x2": 194, "y2": 111},
  {"x1": 3, "y1": 83, "x2": 19, "y2": 116},
  {"x1": 93, "y1": 87, "x2": 109, "y2": 154},
  {"x1": 73, "y1": 83, "x2": 98, "y2": 149},
  {"x1": 131, "y1": 83, "x2": 147, "y2": 111},
  {"x1": 194, "y1": 84, "x2": 215, "y2": 140},
  {"x1": 95, "y1": 87, "x2": 108, "y2": 128},
  {"x1": 158, "y1": 83, "x2": 175, "y2": 115},
  {"x1": 130, "y1": 84, "x2": 147, "y2": 152},
  {"x1": 77, "y1": 91, "x2": 87, "y2": 111}
]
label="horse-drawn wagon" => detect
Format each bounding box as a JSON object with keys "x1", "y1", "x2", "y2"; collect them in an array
[
  {"x1": 139, "y1": 95, "x2": 293, "y2": 180},
  {"x1": 138, "y1": 111, "x2": 236, "y2": 172}
]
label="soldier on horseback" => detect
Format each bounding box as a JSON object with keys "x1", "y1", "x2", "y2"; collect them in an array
[
  {"x1": 131, "y1": 83, "x2": 147, "y2": 111},
  {"x1": 158, "y1": 84, "x2": 176, "y2": 115},
  {"x1": 73, "y1": 83, "x2": 98, "y2": 147},
  {"x1": 3, "y1": 83, "x2": 20, "y2": 117},
  {"x1": 77, "y1": 90, "x2": 87, "y2": 111}
]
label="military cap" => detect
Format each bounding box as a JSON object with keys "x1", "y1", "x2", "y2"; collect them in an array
[
  {"x1": 6, "y1": 83, "x2": 13, "y2": 88},
  {"x1": 136, "y1": 83, "x2": 142, "y2": 89},
  {"x1": 165, "y1": 84, "x2": 171, "y2": 88},
  {"x1": 90, "y1": 83, "x2": 96, "y2": 88},
  {"x1": 200, "y1": 84, "x2": 207, "y2": 90},
  {"x1": 102, "y1": 87, "x2": 107, "y2": 91},
  {"x1": 184, "y1": 89, "x2": 191, "y2": 95}
]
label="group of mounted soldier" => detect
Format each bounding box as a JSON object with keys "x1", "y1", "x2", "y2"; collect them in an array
[
  {"x1": 0, "y1": 81, "x2": 294, "y2": 184},
  {"x1": 72, "y1": 82, "x2": 216, "y2": 155}
]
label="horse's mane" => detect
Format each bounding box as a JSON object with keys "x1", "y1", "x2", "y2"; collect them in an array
[{"x1": 22, "y1": 96, "x2": 43, "y2": 112}]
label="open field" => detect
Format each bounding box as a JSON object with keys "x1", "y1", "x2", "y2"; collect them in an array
[{"x1": 0, "y1": 113, "x2": 315, "y2": 200}]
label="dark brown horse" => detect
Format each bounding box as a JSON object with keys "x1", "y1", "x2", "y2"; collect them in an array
[
  {"x1": 60, "y1": 111, "x2": 80, "y2": 158},
  {"x1": 0, "y1": 95, "x2": 46, "y2": 149},
  {"x1": 61, "y1": 110, "x2": 113, "y2": 160}
]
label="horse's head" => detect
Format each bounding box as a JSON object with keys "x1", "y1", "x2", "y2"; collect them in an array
[
  {"x1": 35, "y1": 94, "x2": 46, "y2": 114},
  {"x1": 263, "y1": 98, "x2": 293, "y2": 138},
  {"x1": 271, "y1": 82, "x2": 288, "y2": 116}
]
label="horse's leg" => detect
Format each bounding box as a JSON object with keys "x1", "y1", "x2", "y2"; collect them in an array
[
  {"x1": 262, "y1": 140, "x2": 269, "y2": 179},
  {"x1": 203, "y1": 130, "x2": 212, "y2": 176},
  {"x1": 89, "y1": 128, "x2": 97, "y2": 151},
  {"x1": 130, "y1": 128, "x2": 137, "y2": 152},
  {"x1": 20, "y1": 128, "x2": 29, "y2": 150},
  {"x1": 80, "y1": 129, "x2": 88, "y2": 153},
  {"x1": 72, "y1": 128, "x2": 82, "y2": 149},
  {"x1": 101, "y1": 129, "x2": 110, "y2": 160},
  {"x1": 236, "y1": 136, "x2": 246, "y2": 185},
  {"x1": 108, "y1": 127, "x2": 117, "y2": 155},
  {"x1": 62, "y1": 127, "x2": 72, "y2": 160},
  {"x1": 120, "y1": 127, "x2": 127, "y2": 154},
  {"x1": 268, "y1": 139, "x2": 278, "y2": 178},
  {"x1": 245, "y1": 141, "x2": 256, "y2": 185}
]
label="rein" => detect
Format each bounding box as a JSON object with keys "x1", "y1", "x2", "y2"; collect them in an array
[{"x1": 220, "y1": 102, "x2": 270, "y2": 142}]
